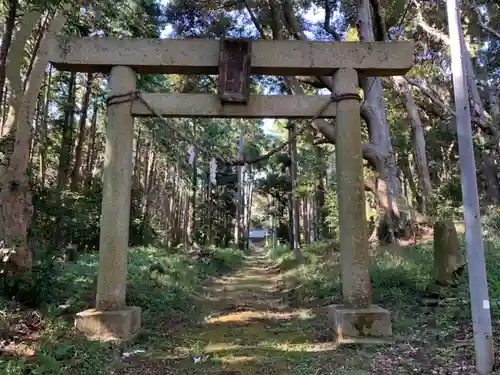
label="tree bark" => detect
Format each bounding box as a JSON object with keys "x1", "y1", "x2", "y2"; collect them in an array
[
  {"x1": 22, "y1": 16, "x2": 47, "y2": 93},
  {"x1": 38, "y1": 66, "x2": 52, "y2": 184},
  {"x1": 288, "y1": 120, "x2": 303, "y2": 261},
  {"x1": 84, "y1": 92, "x2": 99, "y2": 189},
  {"x1": 357, "y1": 0, "x2": 401, "y2": 243},
  {"x1": 70, "y1": 73, "x2": 93, "y2": 191},
  {"x1": 56, "y1": 71, "x2": 77, "y2": 189},
  {"x1": 393, "y1": 76, "x2": 432, "y2": 212},
  {"x1": 234, "y1": 129, "x2": 245, "y2": 248},
  {"x1": 0, "y1": 0, "x2": 17, "y2": 123},
  {"x1": 2, "y1": 10, "x2": 41, "y2": 142},
  {"x1": 0, "y1": 5, "x2": 75, "y2": 277}
]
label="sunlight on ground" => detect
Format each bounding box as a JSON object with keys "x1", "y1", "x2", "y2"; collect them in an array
[
  {"x1": 203, "y1": 341, "x2": 338, "y2": 355},
  {"x1": 144, "y1": 248, "x2": 340, "y2": 373},
  {"x1": 205, "y1": 309, "x2": 314, "y2": 324},
  {"x1": 217, "y1": 355, "x2": 257, "y2": 364}
]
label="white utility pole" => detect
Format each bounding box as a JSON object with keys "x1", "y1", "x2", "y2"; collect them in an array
[{"x1": 446, "y1": 0, "x2": 494, "y2": 373}]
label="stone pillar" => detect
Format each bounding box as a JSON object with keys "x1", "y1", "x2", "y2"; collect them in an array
[
  {"x1": 334, "y1": 68, "x2": 372, "y2": 308},
  {"x1": 74, "y1": 66, "x2": 140, "y2": 341},
  {"x1": 328, "y1": 68, "x2": 392, "y2": 344},
  {"x1": 96, "y1": 66, "x2": 135, "y2": 311}
]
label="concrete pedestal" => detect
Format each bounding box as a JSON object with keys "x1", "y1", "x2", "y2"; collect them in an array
[
  {"x1": 327, "y1": 304, "x2": 392, "y2": 344},
  {"x1": 74, "y1": 306, "x2": 141, "y2": 342}
]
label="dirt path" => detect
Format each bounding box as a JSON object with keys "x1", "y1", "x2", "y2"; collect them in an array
[{"x1": 115, "y1": 247, "x2": 338, "y2": 375}]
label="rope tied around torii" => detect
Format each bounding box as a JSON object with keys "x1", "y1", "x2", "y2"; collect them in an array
[{"x1": 106, "y1": 90, "x2": 362, "y2": 167}]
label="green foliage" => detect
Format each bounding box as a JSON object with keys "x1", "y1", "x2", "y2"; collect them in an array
[
  {"x1": 2, "y1": 178, "x2": 159, "y2": 305},
  {"x1": 324, "y1": 190, "x2": 339, "y2": 239},
  {"x1": 268, "y1": 241, "x2": 431, "y2": 305},
  {"x1": 0, "y1": 245, "x2": 245, "y2": 374},
  {"x1": 197, "y1": 246, "x2": 246, "y2": 274},
  {"x1": 0, "y1": 262, "x2": 58, "y2": 307},
  {"x1": 370, "y1": 245, "x2": 434, "y2": 304},
  {"x1": 31, "y1": 184, "x2": 102, "y2": 255},
  {"x1": 482, "y1": 206, "x2": 500, "y2": 237},
  {"x1": 268, "y1": 242, "x2": 342, "y2": 300},
  {"x1": 267, "y1": 244, "x2": 301, "y2": 270},
  {"x1": 29, "y1": 182, "x2": 156, "y2": 257},
  {"x1": 269, "y1": 236, "x2": 500, "y2": 322}
]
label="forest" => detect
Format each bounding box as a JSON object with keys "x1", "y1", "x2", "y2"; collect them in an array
[{"x1": 0, "y1": 0, "x2": 500, "y2": 374}]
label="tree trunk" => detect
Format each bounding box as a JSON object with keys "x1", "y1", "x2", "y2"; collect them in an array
[
  {"x1": 234, "y1": 130, "x2": 245, "y2": 248},
  {"x1": 482, "y1": 153, "x2": 500, "y2": 205},
  {"x1": 288, "y1": 121, "x2": 303, "y2": 260},
  {"x1": 29, "y1": 85, "x2": 43, "y2": 165},
  {"x1": 393, "y1": 76, "x2": 432, "y2": 213},
  {"x1": 56, "y1": 71, "x2": 77, "y2": 189},
  {"x1": 399, "y1": 156, "x2": 419, "y2": 208},
  {"x1": 0, "y1": 0, "x2": 17, "y2": 121},
  {"x1": 143, "y1": 149, "x2": 156, "y2": 231},
  {"x1": 38, "y1": 66, "x2": 52, "y2": 184},
  {"x1": 356, "y1": 0, "x2": 399, "y2": 243},
  {"x1": 132, "y1": 126, "x2": 142, "y2": 190},
  {"x1": 302, "y1": 198, "x2": 309, "y2": 245},
  {"x1": 245, "y1": 167, "x2": 253, "y2": 250},
  {"x1": 141, "y1": 140, "x2": 151, "y2": 207},
  {"x1": 70, "y1": 72, "x2": 93, "y2": 191},
  {"x1": 308, "y1": 196, "x2": 315, "y2": 243},
  {"x1": 315, "y1": 176, "x2": 327, "y2": 240},
  {"x1": 2, "y1": 11, "x2": 41, "y2": 145},
  {"x1": 191, "y1": 129, "x2": 197, "y2": 244},
  {"x1": 163, "y1": 168, "x2": 173, "y2": 247},
  {"x1": 22, "y1": 16, "x2": 46, "y2": 93},
  {"x1": 182, "y1": 190, "x2": 190, "y2": 246},
  {"x1": 0, "y1": 5, "x2": 74, "y2": 277},
  {"x1": 84, "y1": 91, "x2": 99, "y2": 189}
]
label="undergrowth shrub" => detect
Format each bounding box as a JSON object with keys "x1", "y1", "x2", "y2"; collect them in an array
[
  {"x1": 484, "y1": 236, "x2": 500, "y2": 316},
  {"x1": 197, "y1": 246, "x2": 246, "y2": 275},
  {"x1": 483, "y1": 206, "x2": 500, "y2": 238},
  {"x1": 269, "y1": 238, "x2": 500, "y2": 319},
  {"x1": 30, "y1": 183, "x2": 156, "y2": 260},
  {"x1": 267, "y1": 242, "x2": 342, "y2": 302},
  {"x1": 268, "y1": 241, "x2": 437, "y2": 305},
  {"x1": 370, "y1": 244, "x2": 434, "y2": 305},
  {"x1": 1, "y1": 182, "x2": 159, "y2": 305},
  {"x1": 0, "y1": 245, "x2": 245, "y2": 375}
]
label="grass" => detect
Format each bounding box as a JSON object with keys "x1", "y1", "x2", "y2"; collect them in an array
[
  {"x1": 266, "y1": 236, "x2": 500, "y2": 374},
  {"x1": 111, "y1": 246, "x2": 343, "y2": 375},
  {"x1": 4, "y1": 235, "x2": 500, "y2": 375},
  {"x1": 0, "y1": 245, "x2": 246, "y2": 375}
]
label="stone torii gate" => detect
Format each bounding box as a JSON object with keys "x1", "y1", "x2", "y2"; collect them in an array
[{"x1": 47, "y1": 36, "x2": 413, "y2": 342}]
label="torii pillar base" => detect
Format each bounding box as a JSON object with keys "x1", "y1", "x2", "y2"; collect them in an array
[
  {"x1": 75, "y1": 307, "x2": 141, "y2": 342},
  {"x1": 328, "y1": 68, "x2": 393, "y2": 345},
  {"x1": 327, "y1": 304, "x2": 392, "y2": 345}
]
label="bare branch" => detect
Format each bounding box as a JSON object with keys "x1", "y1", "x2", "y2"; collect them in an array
[
  {"x1": 369, "y1": 0, "x2": 387, "y2": 41},
  {"x1": 475, "y1": 7, "x2": 500, "y2": 40},
  {"x1": 244, "y1": 0, "x2": 266, "y2": 38},
  {"x1": 412, "y1": 0, "x2": 450, "y2": 45},
  {"x1": 405, "y1": 76, "x2": 495, "y2": 134},
  {"x1": 323, "y1": 0, "x2": 341, "y2": 41}
]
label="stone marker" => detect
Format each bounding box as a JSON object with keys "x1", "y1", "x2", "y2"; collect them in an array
[
  {"x1": 433, "y1": 219, "x2": 466, "y2": 286},
  {"x1": 327, "y1": 68, "x2": 392, "y2": 344},
  {"x1": 74, "y1": 66, "x2": 141, "y2": 341}
]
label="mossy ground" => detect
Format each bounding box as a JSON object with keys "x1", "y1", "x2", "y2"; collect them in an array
[
  {"x1": 112, "y1": 238, "x2": 500, "y2": 375},
  {"x1": 3, "y1": 234, "x2": 500, "y2": 374},
  {"x1": 113, "y1": 248, "x2": 340, "y2": 375}
]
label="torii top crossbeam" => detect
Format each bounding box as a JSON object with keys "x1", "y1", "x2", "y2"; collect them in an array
[{"x1": 48, "y1": 36, "x2": 414, "y2": 76}]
